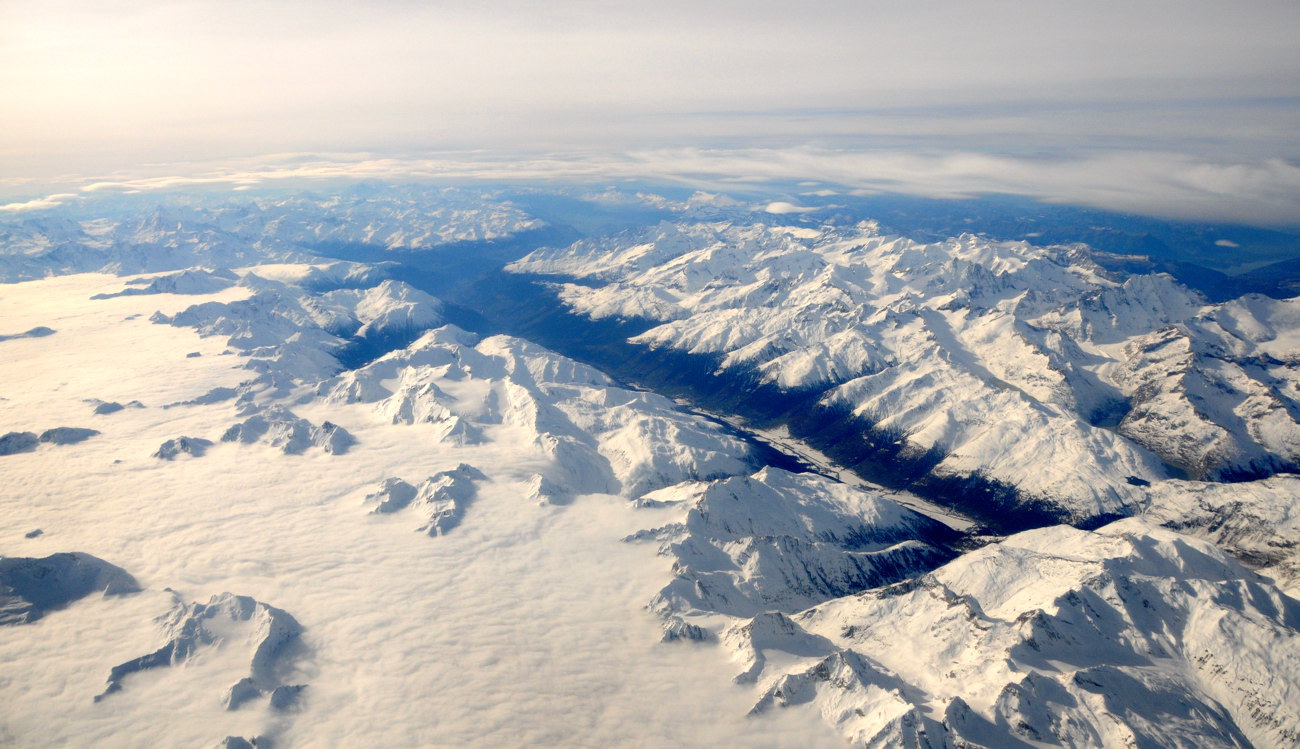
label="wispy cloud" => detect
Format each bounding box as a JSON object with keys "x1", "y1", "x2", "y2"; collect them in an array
[
  {"x1": 764, "y1": 201, "x2": 820, "y2": 215},
  {"x1": 0, "y1": 193, "x2": 79, "y2": 213},
  {"x1": 6, "y1": 148, "x2": 1297, "y2": 226}
]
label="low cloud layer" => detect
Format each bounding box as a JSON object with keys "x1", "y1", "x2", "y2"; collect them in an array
[{"x1": 7, "y1": 147, "x2": 1300, "y2": 227}]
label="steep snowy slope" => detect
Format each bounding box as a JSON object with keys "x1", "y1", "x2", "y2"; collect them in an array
[
  {"x1": 90, "y1": 268, "x2": 240, "y2": 299},
  {"x1": 510, "y1": 221, "x2": 1300, "y2": 524},
  {"x1": 149, "y1": 269, "x2": 445, "y2": 389},
  {"x1": 1143, "y1": 473, "x2": 1300, "y2": 595},
  {"x1": 96, "y1": 592, "x2": 305, "y2": 711},
  {"x1": 315, "y1": 324, "x2": 759, "y2": 501},
  {"x1": 628, "y1": 468, "x2": 957, "y2": 630},
  {"x1": 714, "y1": 519, "x2": 1300, "y2": 747},
  {"x1": 617, "y1": 462, "x2": 1300, "y2": 747}
]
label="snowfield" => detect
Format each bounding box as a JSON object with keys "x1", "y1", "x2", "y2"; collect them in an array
[{"x1": 3, "y1": 188, "x2": 1300, "y2": 748}]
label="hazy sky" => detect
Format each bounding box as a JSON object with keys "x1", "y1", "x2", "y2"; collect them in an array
[{"x1": 3, "y1": 0, "x2": 1299, "y2": 223}]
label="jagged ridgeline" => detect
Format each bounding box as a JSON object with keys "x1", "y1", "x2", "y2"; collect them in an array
[
  {"x1": 2, "y1": 185, "x2": 1300, "y2": 748},
  {"x1": 497, "y1": 220, "x2": 1300, "y2": 532}
]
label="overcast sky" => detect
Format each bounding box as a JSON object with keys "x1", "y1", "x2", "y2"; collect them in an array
[{"x1": 3, "y1": 0, "x2": 1299, "y2": 223}]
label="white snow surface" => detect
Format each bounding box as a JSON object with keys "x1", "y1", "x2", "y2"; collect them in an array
[
  {"x1": 0, "y1": 271, "x2": 839, "y2": 747},
  {"x1": 91, "y1": 267, "x2": 240, "y2": 298},
  {"x1": 1142, "y1": 473, "x2": 1300, "y2": 596},
  {"x1": 732, "y1": 519, "x2": 1300, "y2": 748},
  {"x1": 510, "y1": 221, "x2": 1300, "y2": 519},
  {"x1": 315, "y1": 324, "x2": 758, "y2": 500},
  {"x1": 152, "y1": 270, "x2": 445, "y2": 388},
  {"x1": 5, "y1": 260, "x2": 1300, "y2": 748},
  {"x1": 631, "y1": 468, "x2": 955, "y2": 621}
]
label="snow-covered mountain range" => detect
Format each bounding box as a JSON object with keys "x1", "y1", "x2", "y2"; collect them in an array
[
  {"x1": 735, "y1": 519, "x2": 1300, "y2": 748},
  {"x1": 2, "y1": 186, "x2": 1299, "y2": 747},
  {"x1": 0, "y1": 187, "x2": 544, "y2": 282},
  {"x1": 509, "y1": 221, "x2": 1300, "y2": 526}
]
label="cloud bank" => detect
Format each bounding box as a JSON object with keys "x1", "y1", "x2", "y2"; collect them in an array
[
  {"x1": 0, "y1": 194, "x2": 80, "y2": 213},
  {"x1": 1, "y1": 1, "x2": 1298, "y2": 224},
  {"x1": 6, "y1": 148, "x2": 1299, "y2": 227}
]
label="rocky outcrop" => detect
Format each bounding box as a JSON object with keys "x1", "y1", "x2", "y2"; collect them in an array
[
  {"x1": 222, "y1": 406, "x2": 354, "y2": 455},
  {"x1": 0, "y1": 552, "x2": 140, "y2": 625},
  {"x1": 0, "y1": 431, "x2": 39, "y2": 456},
  {"x1": 97, "y1": 592, "x2": 304, "y2": 709},
  {"x1": 365, "y1": 464, "x2": 488, "y2": 536},
  {"x1": 38, "y1": 427, "x2": 100, "y2": 445},
  {"x1": 153, "y1": 436, "x2": 214, "y2": 460},
  {"x1": 1, "y1": 427, "x2": 101, "y2": 453},
  {"x1": 90, "y1": 399, "x2": 145, "y2": 415},
  {"x1": 0, "y1": 326, "x2": 56, "y2": 342}
]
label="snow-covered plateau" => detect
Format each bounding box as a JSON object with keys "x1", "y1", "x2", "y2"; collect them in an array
[{"x1": 3, "y1": 187, "x2": 1300, "y2": 748}]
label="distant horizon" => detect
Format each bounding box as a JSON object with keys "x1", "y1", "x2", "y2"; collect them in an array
[
  {"x1": 2, "y1": 146, "x2": 1300, "y2": 230},
  {"x1": 5, "y1": 1, "x2": 1300, "y2": 227}
]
